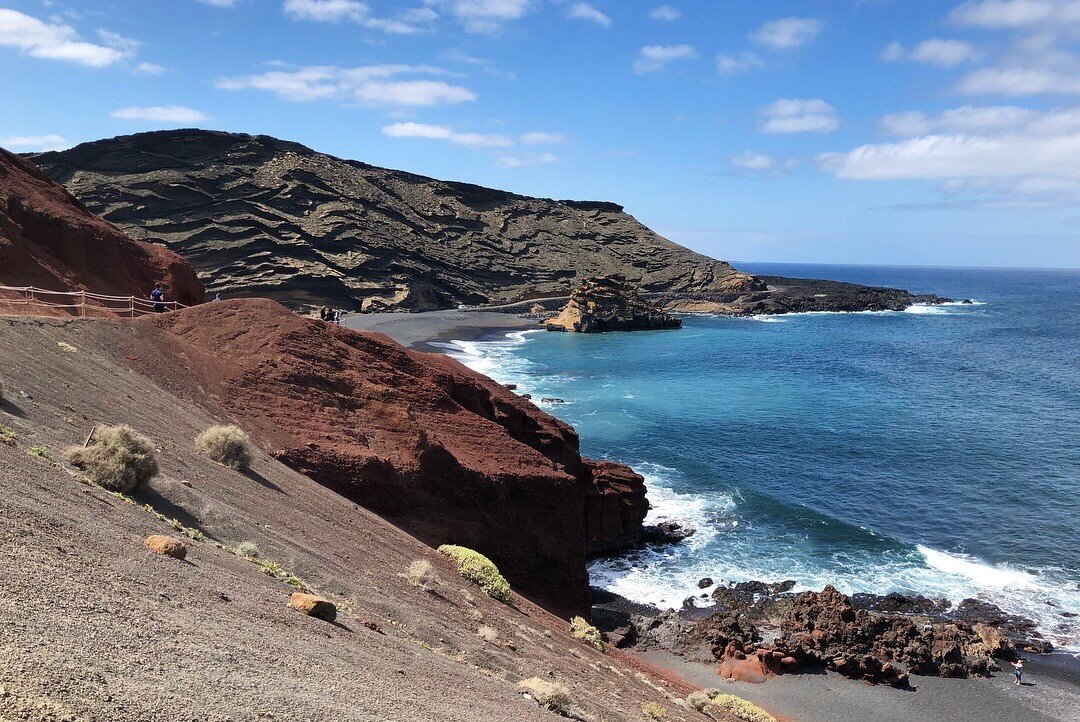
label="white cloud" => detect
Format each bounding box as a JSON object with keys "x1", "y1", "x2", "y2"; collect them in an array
[
  {"x1": 948, "y1": 0, "x2": 1080, "y2": 28},
  {"x1": 818, "y1": 104, "x2": 1080, "y2": 205},
  {"x1": 0, "y1": 9, "x2": 126, "y2": 67},
  {"x1": 285, "y1": 0, "x2": 369, "y2": 22},
  {"x1": 216, "y1": 64, "x2": 476, "y2": 107},
  {"x1": 650, "y1": 5, "x2": 680, "y2": 21},
  {"x1": 716, "y1": 51, "x2": 763, "y2": 77},
  {"x1": 424, "y1": 0, "x2": 533, "y2": 34},
  {"x1": 880, "y1": 105, "x2": 1041, "y2": 136},
  {"x1": 633, "y1": 44, "x2": 697, "y2": 74},
  {"x1": 879, "y1": 41, "x2": 905, "y2": 62},
  {"x1": 760, "y1": 98, "x2": 838, "y2": 134},
  {"x1": 284, "y1": 0, "x2": 437, "y2": 33},
  {"x1": 134, "y1": 61, "x2": 167, "y2": 75},
  {"x1": 520, "y1": 131, "x2": 564, "y2": 144},
  {"x1": 956, "y1": 66, "x2": 1080, "y2": 95},
  {"x1": 730, "y1": 151, "x2": 798, "y2": 176},
  {"x1": 111, "y1": 106, "x2": 209, "y2": 123},
  {"x1": 750, "y1": 17, "x2": 823, "y2": 50},
  {"x1": 496, "y1": 152, "x2": 559, "y2": 168},
  {"x1": 567, "y1": 2, "x2": 611, "y2": 27},
  {"x1": 1, "y1": 134, "x2": 68, "y2": 151},
  {"x1": 881, "y1": 39, "x2": 979, "y2": 68},
  {"x1": 382, "y1": 121, "x2": 512, "y2": 147}
]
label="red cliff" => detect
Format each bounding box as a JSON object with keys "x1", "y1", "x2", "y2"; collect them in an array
[
  {"x1": 0, "y1": 148, "x2": 203, "y2": 309},
  {"x1": 139, "y1": 299, "x2": 647, "y2": 615}
]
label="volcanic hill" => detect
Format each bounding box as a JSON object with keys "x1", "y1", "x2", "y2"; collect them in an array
[
  {"x1": 30, "y1": 129, "x2": 761, "y2": 312},
  {"x1": 0, "y1": 146, "x2": 203, "y2": 311}
]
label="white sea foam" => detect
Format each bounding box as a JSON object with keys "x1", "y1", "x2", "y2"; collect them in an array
[{"x1": 917, "y1": 545, "x2": 1042, "y2": 590}]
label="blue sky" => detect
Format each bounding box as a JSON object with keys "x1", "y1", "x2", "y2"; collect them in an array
[{"x1": 3, "y1": 0, "x2": 1080, "y2": 268}]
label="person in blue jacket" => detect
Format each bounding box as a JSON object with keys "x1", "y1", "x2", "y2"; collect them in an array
[{"x1": 150, "y1": 283, "x2": 165, "y2": 313}]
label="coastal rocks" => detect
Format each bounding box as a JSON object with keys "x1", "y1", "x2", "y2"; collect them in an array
[
  {"x1": 641, "y1": 520, "x2": 696, "y2": 546},
  {"x1": 583, "y1": 461, "x2": 650, "y2": 556},
  {"x1": 31, "y1": 129, "x2": 760, "y2": 312},
  {"x1": 544, "y1": 275, "x2": 682, "y2": 333},
  {"x1": 142, "y1": 299, "x2": 647, "y2": 616},
  {"x1": 0, "y1": 147, "x2": 203, "y2": 312}
]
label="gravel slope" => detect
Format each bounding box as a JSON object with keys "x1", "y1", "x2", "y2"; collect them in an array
[{"x1": 0, "y1": 315, "x2": 725, "y2": 722}]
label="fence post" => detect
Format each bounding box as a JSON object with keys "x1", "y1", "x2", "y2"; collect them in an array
[
  {"x1": 80, "y1": 290, "x2": 86, "y2": 317},
  {"x1": 130, "y1": 296, "x2": 135, "y2": 318}
]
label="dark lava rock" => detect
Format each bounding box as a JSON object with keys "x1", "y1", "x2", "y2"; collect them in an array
[
  {"x1": 698, "y1": 577, "x2": 714, "y2": 589},
  {"x1": 541, "y1": 397, "x2": 566, "y2": 404},
  {"x1": 641, "y1": 520, "x2": 695, "y2": 546},
  {"x1": 851, "y1": 591, "x2": 952, "y2": 616}
]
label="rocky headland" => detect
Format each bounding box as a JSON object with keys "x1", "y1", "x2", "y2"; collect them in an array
[
  {"x1": 28, "y1": 129, "x2": 952, "y2": 318},
  {"x1": 29, "y1": 129, "x2": 760, "y2": 312},
  {"x1": 544, "y1": 274, "x2": 682, "y2": 333}
]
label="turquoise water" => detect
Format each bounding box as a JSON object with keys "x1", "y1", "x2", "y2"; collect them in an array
[{"x1": 439, "y1": 265, "x2": 1080, "y2": 650}]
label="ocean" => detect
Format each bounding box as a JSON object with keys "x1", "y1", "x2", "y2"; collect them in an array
[{"x1": 437, "y1": 264, "x2": 1080, "y2": 652}]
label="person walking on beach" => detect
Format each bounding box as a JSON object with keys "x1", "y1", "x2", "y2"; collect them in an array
[
  {"x1": 150, "y1": 283, "x2": 165, "y2": 313},
  {"x1": 1012, "y1": 658, "x2": 1024, "y2": 685}
]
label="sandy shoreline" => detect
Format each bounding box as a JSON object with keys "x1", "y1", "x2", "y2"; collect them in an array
[
  {"x1": 342, "y1": 309, "x2": 536, "y2": 350},
  {"x1": 641, "y1": 650, "x2": 1079, "y2": 722}
]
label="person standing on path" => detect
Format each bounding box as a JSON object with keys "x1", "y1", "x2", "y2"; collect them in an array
[
  {"x1": 1012, "y1": 658, "x2": 1024, "y2": 685},
  {"x1": 150, "y1": 283, "x2": 165, "y2": 313}
]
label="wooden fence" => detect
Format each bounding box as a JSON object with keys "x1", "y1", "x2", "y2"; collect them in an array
[{"x1": 0, "y1": 285, "x2": 188, "y2": 317}]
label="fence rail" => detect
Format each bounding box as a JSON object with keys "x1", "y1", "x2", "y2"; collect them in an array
[{"x1": 0, "y1": 285, "x2": 189, "y2": 317}]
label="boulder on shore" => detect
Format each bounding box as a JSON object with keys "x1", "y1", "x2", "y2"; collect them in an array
[{"x1": 544, "y1": 275, "x2": 682, "y2": 333}]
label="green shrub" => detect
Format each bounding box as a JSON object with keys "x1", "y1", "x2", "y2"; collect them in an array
[
  {"x1": 642, "y1": 701, "x2": 668, "y2": 720},
  {"x1": 65, "y1": 425, "x2": 157, "y2": 493},
  {"x1": 570, "y1": 616, "x2": 604, "y2": 652},
  {"x1": 437, "y1": 544, "x2": 511, "y2": 603},
  {"x1": 687, "y1": 691, "x2": 775, "y2": 722},
  {"x1": 28, "y1": 445, "x2": 53, "y2": 462},
  {"x1": 519, "y1": 677, "x2": 572, "y2": 716},
  {"x1": 194, "y1": 424, "x2": 253, "y2": 470},
  {"x1": 0, "y1": 427, "x2": 15, "y2": 446}
]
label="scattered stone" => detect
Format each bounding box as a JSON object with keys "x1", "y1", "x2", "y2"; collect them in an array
[
  {"x1": 287, "y1": 593, "x2": 337, "y2": 622},
  {"x1": 503, "y1": 383, "x2": 517, "y2": 390},
  {"x1": 541, "y1": 397, "x2": 566, "y2": 404},
  {"x1": 697, "y1": 577, "x2": 714, "y2": 589},
  {"x1": 144, "y1": 535, "x2": 187, "y2": 560}
]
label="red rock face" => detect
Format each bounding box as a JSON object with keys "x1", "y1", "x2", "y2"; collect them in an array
[
  {"x1": 144, "y1": 299, "x2": 647, "y2": 616},
  {"x1": 0, "y1": 148, "x2": 203, "y2": 309}
]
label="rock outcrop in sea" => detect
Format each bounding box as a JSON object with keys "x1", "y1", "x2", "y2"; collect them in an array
[
  {"x1": 0, "y1": 147, "x2": 203, "y2": 310},
  {"x1": 544, "y1": 274, "x2": 682, "y2": 333}
]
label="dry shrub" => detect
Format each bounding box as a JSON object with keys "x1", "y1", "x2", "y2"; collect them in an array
[
  {"x1": 477, "y1": 625, "x2": 498, "y2": 643},
  {"x1": 66, "y1": 425, "x2": 158, "y2": 493},
  {"x1": 641, "y1": 701, "x2": 668, "y2": 720},
  {"x1": 235, "y1": 541, "x2": 259, "y2": 560},
  {"x1": 519, "y1": 677, "x2": 572, "y2": 716},
  {"x1": 195, "y1": 425, "x2": 252, "y2": 470},
  {"x1": 407, "y1": 559, "x2": 438, "y2": 590},
  {"x1": 688, "y1": 691, "x2": 775, "y2": 722},
  {"x1": 437, "y1": 544, "x2": 511, "y2": 603},
  {"x1": 570, "y1": 616, "x2": 604, "y2": 652}
]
